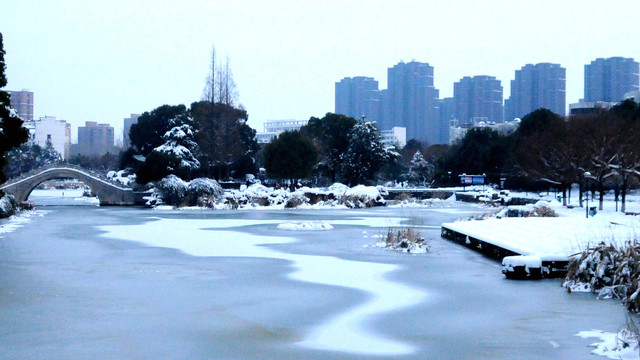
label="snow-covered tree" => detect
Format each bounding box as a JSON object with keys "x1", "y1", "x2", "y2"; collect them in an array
[
  {"x1": 5, "y1": 140, "x2": 62, "y2": 179},
  {"x1": 154, "y1": 123, "x2": 200, "y2": 173},
  {"x1": 340, "y1": 120, "x2": 399, "y2": 186},
  {"x1": 136, "y1": 121, "x2": 200, "y2": 183},
  {"x1": 408, "y1": 150, "x2": 432, "y2": 187}
]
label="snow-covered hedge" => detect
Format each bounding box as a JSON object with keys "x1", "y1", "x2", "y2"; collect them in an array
[
  {"x1": 151, "y1": 178, "x2": 389, "y2": 210},
  {"x1": 341, "y1": 185, "x2": 386, "y2": 208},
  {"x1": 155, "y1": 175, "x2": 224, "y2": 207},
  {"x1": 564, "y1": 241, "x2": 640, "y2": 311}
]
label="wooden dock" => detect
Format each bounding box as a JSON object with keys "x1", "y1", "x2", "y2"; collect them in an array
[{"x1": 440, "y1": 223, "x2": 569, "y2": 279}]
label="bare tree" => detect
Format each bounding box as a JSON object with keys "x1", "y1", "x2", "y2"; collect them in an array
[{"x1": 202, "y1": 45, "x2": 216, "y2": 103}]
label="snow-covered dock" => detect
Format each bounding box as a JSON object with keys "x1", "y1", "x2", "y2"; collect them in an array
[{"x1": 441, "y1": 215, "x2": 640, "y2": 278}]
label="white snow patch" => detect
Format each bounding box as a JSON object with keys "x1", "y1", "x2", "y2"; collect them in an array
[
  {"x1": 277, "y1": 221, "x2": 334, "y2": 231},
  {"x1": 577, "y1": 330, "x2": 640, "y2": 359},
  {"x1": 0, "y1": 210, "x2": 48, "y2": 237}
]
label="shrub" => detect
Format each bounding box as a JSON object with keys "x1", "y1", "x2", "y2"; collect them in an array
[
  {"x1": 186, "y1": 178, "x2": 223, "y2": 206},
  {"x1": 156, "y1": 175, "x2": 188, "y2": 206}
]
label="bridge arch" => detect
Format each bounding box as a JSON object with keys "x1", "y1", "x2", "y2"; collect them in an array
[{"x1": 1, "y1": 166, "x2": 136, "y2": 206}]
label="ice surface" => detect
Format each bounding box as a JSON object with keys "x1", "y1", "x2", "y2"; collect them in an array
[{"x1": 99, "y1": 217, "x2": 426, "y2": 355}]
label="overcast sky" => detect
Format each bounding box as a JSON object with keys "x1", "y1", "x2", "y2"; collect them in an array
[{"x1": 1, "y1": 0, "x2": 637, "y2": 142}]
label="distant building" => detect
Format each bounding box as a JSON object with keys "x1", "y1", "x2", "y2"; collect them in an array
[
  {"x1": 76, "y1": 121, "x2": 115, "y2": 156},
  {"x1": 7, "y1": 89, "x2": 34, "y2": 121},
  {"x1": 256, "y1": 119, "x2": 309, "y2": 143},
  {"x1": 380, "y1": 126, "x2": 406, "y2": 148},
  {"x1": 569, "y1": 101, "x2": 617, "y2": 116},
  {"x1": 505, "y1": 63, "x2": 566, "y2": 120},
  {"x1": 122, "y1": 114, "x2": 140, "y2": 149},
  {"x1": 584, "y1": 57, "x2": 639, "y2": 102},
  {"x1": 335, "y1": 76, "x2": 381, "y2": 123},
  {"x1": 384, "y1": 61, "x2": 442, "y2": 144},
  {"x1": 30, "y1": 116, "x2": 71, "y2": 159},
  {"x1": 453, "y1": 75, "x2": 503, "y2": 125}
]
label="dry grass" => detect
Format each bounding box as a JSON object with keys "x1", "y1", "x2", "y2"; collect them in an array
[
  {"x1": 565, "y1": 241, "x2": 640, "y2": 311},
  {"x1": 383, "y1": 227, "x2": 430, "y2": 252}
]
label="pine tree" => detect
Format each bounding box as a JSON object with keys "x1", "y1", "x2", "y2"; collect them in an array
[
  {"x1": 0, "y1": 32, "x2": 29, "y2": 184},
  {"x1": 340, "y1": 120, "x2": 398, "y2": 186},
  {"x1": 408, "y1": 150, "x2": 432, "y2": 187}
]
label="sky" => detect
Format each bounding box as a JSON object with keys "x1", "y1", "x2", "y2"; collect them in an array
[{"x1": 1, "y1": 0, "x2": 638, "y2": 143}]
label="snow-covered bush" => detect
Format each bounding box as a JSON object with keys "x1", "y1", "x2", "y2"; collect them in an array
[
  {"x1": 341, "y1": 185, "x2": 386, "y2": 208},
  {"x1": 564, "y1": 241, "x2": 640, "y2": 311},
  {"x1": 377, "y1": 228, "x2": 430, "y2": 253},
  {"x1": 155, "y1": 175, "x2": 188, "y2": 206},
  {"x1": 186, "y1": 178, "x2": 224, "y2": 206}
]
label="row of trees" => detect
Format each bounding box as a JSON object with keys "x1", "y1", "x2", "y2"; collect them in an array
[
  {"x1": 123, "y1": 101, "x2": 257, "y2": 184},
  {"x1": 426, "y1": 101, "x2": 640, "y2": 211},
  {"x1": 263, "y1": 114, "x2": 399, "y2": 188}
]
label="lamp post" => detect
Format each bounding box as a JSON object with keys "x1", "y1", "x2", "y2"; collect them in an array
[{"x1": 584, "y1": 171, "x2": 591, "y2": 218}]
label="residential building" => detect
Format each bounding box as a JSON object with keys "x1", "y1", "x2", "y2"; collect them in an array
[
  {"x1": 31, "y1": 116, "x2": 71, "y2": 159},
  {"x1": 384, "y1": 61, "x2": 442, "y2": 144},
  {"x1": 380, "y1": 126, "x2": 406, "y2": 148},
  {"x1": 584, "y1": 57, "x2": 639, "y2": 102},
  {"x1": 505, "y1": 63, "x2": 566, "y2": 120},
  {"x1": 122, "y1": 114, "x2": 140, "y2": 149},
  {"x1": 453, "y1": 75, "x2": 503, "y2": 125},
  {"x1": 335, "y1": 76, "x2": 381, "y2": 123},
  {"x1": 7, "y1": 89, "x2": 34, "y2": 121},
  {"x1": 256, "y1": 119, "x2": 309, "y2": 144},
  {"x1": 76, "y1": 121, "x2": 115, "y2": 156}
]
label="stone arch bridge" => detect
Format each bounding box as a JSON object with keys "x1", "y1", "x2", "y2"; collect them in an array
[{"x1": 1, "y1": 165, "x2": 140, "y2": 206}]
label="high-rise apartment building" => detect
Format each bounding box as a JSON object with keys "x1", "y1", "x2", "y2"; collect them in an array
[
  {"x1": 123, "y1": 114, "x2": 140, "y2": 149},
  {"x1": 76, "y1": 121, "x2": 115, "y2": 156},
  {"x1": 384, "y1": 61, "x2": 441, "y2": 144},
  {"x1": 7, "y1": 90, "x2": 34, "y2": 121},
  {"x1": 453, "y1": 75, "x2": 503, "y2": 125},
  {"x1": 504, "y1": 63, "x2": 566, "y2": 120},
  {"x1": 335, "y1": 76, "x2": 381, "y2": 123},
  {"x1": 584, "y1": 57, "x2": 639, "y2": 102}
]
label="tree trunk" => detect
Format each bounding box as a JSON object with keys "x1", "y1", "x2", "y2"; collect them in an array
[
  {"x1": 579, "y1": 182, "x2": 583, "y2": 207},
  {"x1": 562, "y1": 187, "x2": 567, "y2": 206},
  {"x1": 621, "y1": 176, "x2": 628, "y2": 213},
  {"x1": 598, "y1": 181, "x2": 604, "y2": 211}
]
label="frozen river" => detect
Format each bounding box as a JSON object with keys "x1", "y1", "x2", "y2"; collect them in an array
[{"x1": 0, "y1": 193, "x2": 629, "y2": 359}]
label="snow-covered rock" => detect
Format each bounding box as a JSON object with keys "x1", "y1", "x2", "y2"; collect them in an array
[{"x1": 0, "y1": 194, "x2": 18, "y2": 218}]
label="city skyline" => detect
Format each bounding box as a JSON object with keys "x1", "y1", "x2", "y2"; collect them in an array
[{"x1": 1, "y1": 1, "x2": 638, "y2": 141}]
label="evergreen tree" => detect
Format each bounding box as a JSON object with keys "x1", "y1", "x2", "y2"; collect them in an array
[
  {"x1": 340, "y1": 120, "x2": 398, "y2": 186},
  {"x1": 5, "y1": 140, "x2": 62, "y2": 179},
  {"x1": 263, "y1": 131, "x2": 317, "y2": 189},
  {"x1": 300, "y1": 113, "x2": 357, "y2": 183},
  {"x1": 408, "y1": 150, "x2": 432, "y2": 187},
  {"x1": 0, "y1": 32, "x2": 29, "y2": 184}
]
